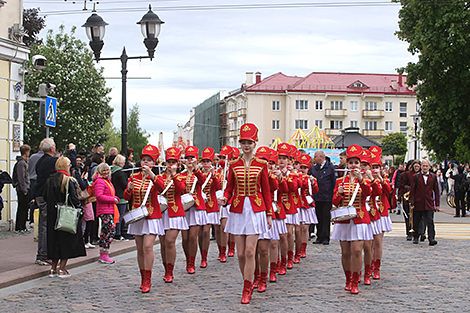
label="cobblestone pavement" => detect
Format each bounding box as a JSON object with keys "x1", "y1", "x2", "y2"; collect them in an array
[{"x1": 0, "y1": 235, "x2": 469, "y2": 313}]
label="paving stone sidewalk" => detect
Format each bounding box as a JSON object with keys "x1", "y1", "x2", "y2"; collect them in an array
[{"x1": 0, "y1": 235, "x2": 468, "y2": 313}]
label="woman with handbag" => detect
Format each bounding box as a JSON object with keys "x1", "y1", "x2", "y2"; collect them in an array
[
  {"x1": 43, "y1": 157, "x2": 86, "y2": 278},
  {"x1": 94, "y1": 163, "x2": 120, "y2": 264},
  {"x1": 123, "y1": 145, "x2": 165, "y2": 293}
]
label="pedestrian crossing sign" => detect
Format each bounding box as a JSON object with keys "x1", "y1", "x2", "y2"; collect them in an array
[{"x1": 45, "y1": 96, "x2": 57, "y2": 127}]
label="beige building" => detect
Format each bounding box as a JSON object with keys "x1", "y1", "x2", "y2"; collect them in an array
[
  {"x1": 223, "y1": 71, "x2": 418, "y2": 152},
  {"x1": 0, "y1": 0, "x2": 30, "y2": 224}
]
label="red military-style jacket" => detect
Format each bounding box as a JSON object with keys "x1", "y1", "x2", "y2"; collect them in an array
[
  {"x1": 332, "y1": 175, "x2": 372, "y2": 224},
  {"x1": 279, "y1": 172, "x2": 299, "y2": 215},
  {"x1": 224, "y1": 157, "x2": 273, "y2": 215},
  {"x1": 367, "y1": 179, "x2": 382, "y2": 222},
  {"x1": 123, "y1": 172, "x2": 165, "y2": 219},
  {"x1": 203, "y1": 171, "x2": 221, "y2": 213},
  {"x1": 269, "y1": 173, "x2": 288, "y2": 220},
  {"x1": 378, "y1": 175, "x2": 392, "y2": 217},
  {"x1": 179, "y1": 168, "x2": 207, "y2": 211},
  {"x1": 160, "y1": 172, "x2": 186, "y2": 217},
  {"x1": 298, "y1": 174, "x2": 319, "y2": 209}
]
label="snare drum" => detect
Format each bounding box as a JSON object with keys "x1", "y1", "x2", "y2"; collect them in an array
[
  {"x1": 123, "y1": 206, "x2": 149, "y2": 225},
  {"x1": 181, "y1": 193, "x2": 195, "y2": 211},
  {"x1": 306, "y1": 195, "x2": 314, "y2": 206},
  {"x1": 158, "y1": 195, "x2": 168, "y2": 213},
  {"x1": 216, "y1": 190, "x2": 224, "y2": 200},
  {"x1": 331, "y1": 206, "x2": 357, "y2": 222}
]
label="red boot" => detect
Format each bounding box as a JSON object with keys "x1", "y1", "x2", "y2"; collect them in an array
[
  {"x1": 252, "y1": 269, "x2": 260, "y2": 288},
  {"x1": 358, "y1": 270, "x2": 362, "y2": 283},
  {"x1": 287, "y1": 251, "x2": 294, "y2": 269},
  {"x1": 217, "y1": 245, "x2": 222, "y2": 261},
  {"x1": 344, "y1": 270, "x2": 352, "y2": 291},
  {"x1": 293, "y1": 249, "x2": 301, "y2": 264},
  {"x1": 164, "y1": 263, "x2": 174, "y2": 283},
  {"x1": 257, "y1": 272, "x2": 268, "y2": 292},
  {"x1": 241, "y1": 280, "x2": 252, "y2": 304},
  {"x1": 141, "y1": 270, "x2": 152, "y2": 293},
  {"x1": 200, "y1": 250, "x2": 208, "y2": 268},
  {"x1": 187, "y1": 256, "x2": 196, "y2": 274},
  {"x1": 351, "y1": 272, "x2": 360, "y2": 294},
  {"x1": 279, "y1": 256, "x2": 287, "y2": 275},
  {"x1": 373, "y1": 259, "x2": 381, "y2": 280},
  {"x1": 364, "y1": 264, "x2": 372, "y2": 285},
  {"x1": 269, "y1": 262, "x2": 277, "y2": 282},
  {"x1": 228, "y1": 241, "x2": 235, "y2": 257},
  {"x1": 276, "y1": 256, "x2": 281, "y2": 273},
  {"x1": 140, "y1": 269, "x2": 145, "y2": 289},
  {"x1": 219, "y1": 246, "x2": 227, "y2": 263},
  {"x1": 162, "y1": 263, "x2": 166, "y2": 282},
  {"x1": 300, "y1": 242, "x2": 307, "y2": 258}
]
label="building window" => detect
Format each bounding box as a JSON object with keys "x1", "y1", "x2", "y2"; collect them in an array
[
  {"x1": 272, "y1": 120, "x2": 280, "y2": 130},
  {"x1": 295, "y1": 100, "x2": 308, "y2": 111},
  {"x1": 365, "y1": 101, "x2": 378, "y2": 111},
  {"x1": 295, "y1": 119, "x2": 308, "y2": 129},
  {"x1": 385, "y1": 101, "x2": 393, "y2": 112},
  {"x1": 400, "y1": 102, "x2": 407, "y2": 117},
  {"x1": 272, "y1": 101, "x2": 280, "y2": 111},
  {"x1": 385, "y1": 121, "x2": 393, "y2": 131},
  {"x1": 400, "y1": 121, "x2": 407, "y2": 135},
  {"x1": 350, "y1": 120, "x2": 358, "y2": 128},
  {"x1": 315, "y1": 100, "x2": 323, "y2": 111},
  {"x1": 350, "y1": 101, "x2": 358, "y2": 112},
  {"x1": 330, "y1": 100, "x2": 343, "y2": 110},
  {"x1": 315, "y1": 120, "x2": 323, "y2": 130},
  {"x1": 330, "y1": 120, "x2": 343, "y2": 129},
  {"x1": 365, "y1": 121, "x2": 378, "y2": 130}
]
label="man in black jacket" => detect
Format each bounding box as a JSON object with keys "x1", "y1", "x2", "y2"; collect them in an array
[
  {"x1": 13, "y1": 144, "x2": 31, "y2": 232},
  {"x1": 310, "y1": 150, "x2": 336, "y2": 245}
]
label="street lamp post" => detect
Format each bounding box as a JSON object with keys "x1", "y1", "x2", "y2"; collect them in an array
[
  {"x1": 82, "y1": 5, "x2": 164, "y2": 159},
  {"x1": 411, "y1": 113, "x2": 420, "y2": 160}
]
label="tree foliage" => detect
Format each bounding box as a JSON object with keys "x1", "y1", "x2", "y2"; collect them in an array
[
  {"x1": 24, "y1": 25, "x2": 112, "y2": 152},
  {"x1": 395, "y1": 0, "x2": 470, "y2": 161},
  {"x1": 127, "y1": 103, "x2": 150, "y2": 162},
  {"x1": 22, "y1": 8, "x2": 46, "y2": 47},
  {"x1": 103, "y1": 116, "x2": 121, "y2": 154},
  {"x1": 381, "y1": 132, "x2": 408, "y2": 159}
]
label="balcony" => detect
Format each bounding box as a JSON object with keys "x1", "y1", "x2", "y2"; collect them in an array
[
  {"x1": 325, "y1": 109, "x2": 347, "y2": 118},
  {"x1": 325, "y1": 128, "x2": 342, "y2": 137},
  {"x1": 228, "y1": 112, "x2": 238, "y2": 119},
  {"x1": 229, "y1": 130, "x2": 238, "y2": 137},
  {"x1": 362, "y1": 129, "x2": 385, "y2": 138},
  {"x1": 238, "y1": 108, "x2": 247, "y2": 117},
  {"x1": 362, "y1": 110, "x2": 385, "y2": 118}
]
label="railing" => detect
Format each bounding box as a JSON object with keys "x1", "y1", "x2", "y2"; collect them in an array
[
  {"x1": 362, "y1": 129, "x2": 385, "y2": 137},
  {"x1": 228, "y1": 112, "x2": 238, "y2": 119},
  {"x1": 238, "y1": 108, "x2": 247, "y2": 116},
  {"x1": 325, "y1": 109, "x2": 347, "y2": 118},
  {"x1": 362, "y1": 110, "x2": 385, "y2": 118},
  {"x1": 324, "y1": 128, "x2": 342, "y2": 136}
]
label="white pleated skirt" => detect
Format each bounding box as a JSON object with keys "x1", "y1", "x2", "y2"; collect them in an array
[
  {"x1": 274, "y1": 218, "x2": 288, "y2": 235},
  {"x1": 206, "y1": 211, "x2": 220, "y2": 225},
  {"x1": 331, "y1": 219, "x2": 373, "y2": 241},
  {"x1": 224, "y1": 197, "x2": 269, "y2": 235},
  {"x1": 162, "y1": 210, "x2": 189, "y2": 231},
  {"x1": 128, "y1": 218, "x2": 165, "y2": 236},
  {"x1": 299, "y1": 207, "x2": 318, "y2": 224},
  {"x1": 220, "y1": 205, "x2": 230, "y2": 219},
  {"x1": 370, "y1": 219, "x2": 383, "y2": 235},
  {"x1": 185, "y1": 206, "x2": 208, "y2": 226},
  {"x1": 379, "y1": 215, "x2": 392, "y2": 233},
  {"x1": 285, "y1": 212, "x2": 300, "y2": 225}
]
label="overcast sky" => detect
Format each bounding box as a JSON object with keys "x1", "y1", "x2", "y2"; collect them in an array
[{"x1": 23, "y1": 0, "x2": 417, "y2": 149}]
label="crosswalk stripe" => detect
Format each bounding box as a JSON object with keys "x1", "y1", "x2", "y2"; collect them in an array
[{"x1": 385, "y1": 222, "x2": 470, "y2": 240}]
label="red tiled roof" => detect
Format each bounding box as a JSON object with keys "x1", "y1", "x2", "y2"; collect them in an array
[{"x1": 243, "y1": 71, "x2": 415, "y2": 95}]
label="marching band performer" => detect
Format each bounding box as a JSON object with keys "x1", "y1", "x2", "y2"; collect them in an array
[
  {"x1": 123, "y1": 145, "x2": 165, "y2": 293},
  {"x1": 370, "y1": 146, "x2": 393, "y2": 280},
  {"x1": 331, "y1": 144, "x2": 373, "y2": 294},
  {"x1": 160, "y1": 147, "x2": 188, "y2": 283},
  {"x1": 219, "y1": 123, "x2": 273, "y2": 304},
  {"x1": 215, "y1": 145, "x2": 233, "y2": 262},
  {"x1": 199, "y1": 147, "x2": 221, "y2": 268},
  {"x1": 180, "y1": 146, "x2": 207, "y2": 274},
  {"x1": 298, "y1": 154, "x2": 319, "y2": 259},
  {"x1": 227, "y1": 146, "x2": 241, "y2": 258}
]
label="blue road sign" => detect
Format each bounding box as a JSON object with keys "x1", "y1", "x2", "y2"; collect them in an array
[{"x1": 45, "y1": 96, "x2": 57, "y2": 127}]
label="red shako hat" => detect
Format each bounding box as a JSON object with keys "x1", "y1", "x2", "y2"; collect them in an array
[
  {"x1": 346, "y1": 144, "x2": 363, "y2": 161},
  {"x1": 140, "y1": 144, "x2": 160, "y2": 162},
  {"x1": 360, "y1": 149, "x2": 371, "y2": 164},
  {"x1": 184, "y1": 146, "x2": 199, "y2": 159},
  {"x1": 369, "y1": 146, "x2": 382, "y2": 166},
  {"x1": 277, "y1": 143, "x2": 290, "y2": 157},
  {"x1": 270, "y1": 150, "x2": 279, "y2": 164},
  {"x1": 299, "y1": 154, "x2": 312, "y2": 167},
  {"x1": 239, "y1": 123, "x2": 259, "y2": 142},
  {"x1": 166, "y1": 147, "x2": 181, "y2": 161},
  {"x1": 201, "y1": 147, "x2": 215, "y2": 161},
  {"x1": 256, "y1": 146, "x2": 272, "y2": 161},
  {"x1": 219, "y1": 145, "x2": 233, "y2": 159},
  {"x1": 232, "y1": 147, "x2": 240, "y2": 159},
  {"x1": 294, "y1": 150, "x2": 302, "y2": 163}
]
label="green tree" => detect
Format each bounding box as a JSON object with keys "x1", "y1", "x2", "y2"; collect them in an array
[
  {"x1": 23, "y1": 8, "x2": 46, "y2": 47},
  {"x1": 381, "y1": 132, "x2": 408, "y2": 163},
  {"x1": 103, "y1": 116, "x2": 121, "y2": 153},
  {"x1": 24, "y1": 25, "x2": 112, "y2": 152},
  {"x1": 395, "y1": 0, "x2": 470, "y2": 161},
  {"x1": 127, "y1": 103, "x2": 150, "y2": 162}
]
